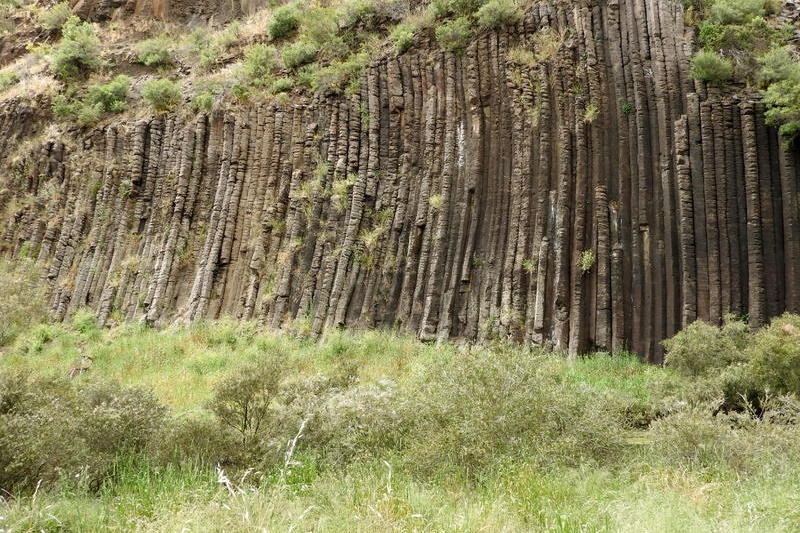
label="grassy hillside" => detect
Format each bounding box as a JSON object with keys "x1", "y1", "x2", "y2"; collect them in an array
[{"x1": 1, "y1": 313, "x2": 799, "y2": 532}]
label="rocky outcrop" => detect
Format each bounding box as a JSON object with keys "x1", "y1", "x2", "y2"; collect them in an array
[{"x1": 2, "y1": 0, "x2": 800, "y2": 361}]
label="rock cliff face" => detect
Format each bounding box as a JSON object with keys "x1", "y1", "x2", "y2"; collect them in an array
[{"x1": 2, "y1": 0, "x2": 800, "y2": 361}]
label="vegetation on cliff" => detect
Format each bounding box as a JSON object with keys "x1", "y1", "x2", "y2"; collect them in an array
[
  {"x1": 688, "y1": 0, "x2": 800, "y2": 138},
  {"x1": 0, "y1": 0, "x2": 527, "y2": 121}
]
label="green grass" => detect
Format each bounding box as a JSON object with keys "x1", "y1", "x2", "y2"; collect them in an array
[{"x1": 1, "y1": 321, "x2": 799, "y2": 532}]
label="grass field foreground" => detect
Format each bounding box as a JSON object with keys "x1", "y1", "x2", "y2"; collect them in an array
[{"x1": 1, "y1": 315, "x2": 799, "y2": 532}]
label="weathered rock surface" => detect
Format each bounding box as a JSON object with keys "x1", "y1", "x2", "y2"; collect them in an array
[{"x1": 2, "y1": 0, "x2": 799, "y2": 361}]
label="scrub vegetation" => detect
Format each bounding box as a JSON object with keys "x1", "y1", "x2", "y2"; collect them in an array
[{"x1": 1, "y1": 303, "x2": 799, "y2": 531}]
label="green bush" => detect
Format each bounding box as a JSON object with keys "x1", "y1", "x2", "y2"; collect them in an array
[
  {"x1": 208, "y1": 357, "x2": 286, "y2": 448},
  {"x1": 745, "y1": 314, "x2": 800, "y2": 396},
  {"x1": 153, "y1": 416, "x2": 238, "y2": 466},
  {"x1": 49, "y1": 16, "x2": 103, "y2": 78},
  {"x1": 85, "y1": 74, "x2": 131, "y2": 112},
  {"x1": 389, "y1": 23, "x2": 415, "y2": 53},
  {"x1": 187, "y1": 29, "x2": 218, "y2": 72},
  {"x1": 311, "y1": 51, "x2": 368, "y2": 95},
  {"x1": 0, "y1": 372, "x2": 168, "y2": 494},
  {"x1": 192, "y1": 91, "x2": 215, "y2": 112},
  {"x1": 758, "y1": 46, "x2": 800, "y2": 86},
  {"x1": 301, "y1": 7, "x2": 347, "y2": 59},
  {"x1": 0, "y1": 70, "x2": 18, "y2": 90},
  {"x1": 403, "y1": 348, "x2": 626, "y2": 476},
  {"x1": 37, "y1": 1, "x2": 72, "y2": 30},
  {"x1": 270, "y1": 77, "x2": 293, "y2": 94},
  {"x1": 70, "y1": 308, "x2": 101, "y2": 339},
  {"x1": 0, "y1": 258, "x2": 47, "y2": 346},
  {"x1": 689, "y1": 50, "x2": 734, "y2": 85},
  {"x1": 282, "y1": 40, "x2": 317, "y2": 70},
  {"x1": 765, "y1": 77, "x2": 800, "y2": 136},
  {"x1": 476, "y1": 0, "x2": 520, "y2": 29},
  {"x1": 710, "y1": 0, "x2": 765, "y2": 24},
  {"x1": 649, "y1": 410, "x2": 732, "y2": 470},
  {"x1": 663, "y1": 318, "x2": 749, "y2": 377},
  {"x1": 429, "y1": 0, "x2": 484, "y2": 18},
  {"x1": 303, "y1": 380, "x2": 407, "y2": 465},
  {"x1": 0, "y1": 0, "x2": 17, "y2": 35},
  {"x1": 241, "y1": 44, "x2": 276, "y2": 86},
  {"x1": 53, "y1": 95, "x2": 102, "y2": 125},
  {"x1": 269, "y1": 5, "x2": 300, "y2": 40},
  {"x1": 141, "y1": 78, "x2": 181, "y2": 112},
  {"x1": 135, "y1": 37, "x2": 172, "y2": 67},
  {"x1": 341, "y1": 0, "x2": 377, "y2": 30},
  {"x1": 435, "y1": 16, "x2": 472, "y2": 54},
  {"x1": 78, "y1": 379, "x2": 168, "y2": 456}
]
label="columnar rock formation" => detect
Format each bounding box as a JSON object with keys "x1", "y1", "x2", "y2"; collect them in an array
[{"x1": 2, "y1": 0, "x2": 799, "y2": 361}]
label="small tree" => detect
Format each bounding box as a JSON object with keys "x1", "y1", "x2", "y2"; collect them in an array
[{"x1": 208, "y1": 358, "x2": 285, "y2": 446}]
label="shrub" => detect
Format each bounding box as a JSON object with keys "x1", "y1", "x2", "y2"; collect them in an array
[
  {"x1": 389, "y1": 23, "x2": 415, "y2": 52},
  {"x1": 761, "y1": 49, "x2": 800, "y2": 138},
  {"x1": 301, "y1": 7, "x2": 346, "y2": 58},
  {"x1": 649, "y1": 410, "x2": 731, "y2": 470},
  {"x1": 0, "y1": 372, "x2": 168, "y2": 494},
  {"x1": 710, "y1": 0, "x2": 765, "y2": 24},
  {"x1": 85, "y1": 74, "x2": 131, "y2": 112},
  {"x1": 135, "y1": 37, "x2": 172, "y2": 67},
  {"x1": 0, "y1": 0, "x2": 17, "y2": 35},
  {"x1": 578, "y1": 248, "x2": 595, "y2": 270},
  {"x1": 192, "y1": 91, "x2": 215, "y2": 112},
  {"x1": 270, "y1": 77, "x2": 293, "y2": 94},
  {"x1": 745, "y1": 314, "x2": 800, "y2": 395},
  {"x1": 71, "y1": 307, "x2": 100, "y2": 334},
  {"x1": 758, "y1": 46, "x2": 800, "y2": 86},
  {"x1": 37, "y1": 1, "x2": 71, "y2": 30},
  {"x1": 208, "y1": 357, "x2": 286, "y2": 447},
  {"x1": 435, "y1": 16, "x2": 472, "y2": 54},
  {"x1": 429, "y1": 0, "x2": 484, "y2": 18},
  {"x1": 53, "y1": 95, "x2": 102, "y2": 125},
  {"x1": 282, "y1": 40, "x2": 317, "y2": 70},
  {"x1": 476, "y1": 0, "x2": 520, "y2": 30},
  {"x1": 622, "y1": 101, "x2": 634, "y2": 115},
  {"x1": 187, "y1": 28, "x2": 219, "y2": 72},
  {"x1": 403, "y1": 348, "x2": 626, "y2": 476},
  {"x1": 312, "y1": 51, "x2": 368, "y2": 95},
  {"x1": 141, "y1": 78, "x2": 181, "y2": 112},
  {"x1": 0, "y1": 70, "x2": 18, "y2": 90},
  {"x1": 78, "y1": 379, "x2": 168, "y2": 456},
  {"x1": 341, "y1": 0, "x2": 378, "y2": 30},
  {"x1": 269, "y1": 5, "x2": 300, "y2": 40},
  {"x1": 662, "y1": 318, "x2": 749, "y2": 377},
  {"x1": 302, "y1": 380, "x2": 406, "y2": 465},
  {"x1": 49, "y1": 16, "x2": 103, "y2": 78},
  {"x1": 153, "y1": 416, "x2": 238, "y2": 466},
  {"x1": 241, "y1": 44, "x2": 276, "y2": 86},
  {"x1": 0, "y1": 258, "x2": 47, "y2": 346},
  {"x1": 689, "y1": 50, "x2": 734, "y2": 85}
]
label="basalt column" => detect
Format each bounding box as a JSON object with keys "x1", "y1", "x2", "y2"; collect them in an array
[{"x1": 2, "y1": 0, "x2": 800, "y2": 361}]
